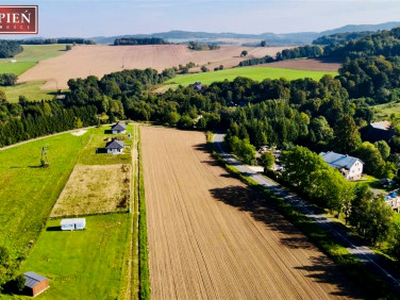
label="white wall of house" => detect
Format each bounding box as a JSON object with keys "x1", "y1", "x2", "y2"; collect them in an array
[
  {"x1": 112, "y1": 130, "x2": 126, "y2": 134},
  {"x1": 107, "y1": 148, "x2": 122, "y2": 154},
  {"x1": 347, "y1": 161, "x2": 363, "y2": 180}
]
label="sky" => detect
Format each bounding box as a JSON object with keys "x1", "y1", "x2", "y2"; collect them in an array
[{"x1": 1, "y1": 0, "x2": 400, "y2": 38}]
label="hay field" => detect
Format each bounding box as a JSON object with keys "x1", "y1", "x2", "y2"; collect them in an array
[
  {"x1": 264, "y1": 58, "x2": 341, "y2": 72},
  {"x1": 18, "y1": 45, "x2": 290, "y2": 89},
  {"x1": 51, "y1": 164, "x2": 131, "y2": 217},
  {"x1": 141, "y1": 127, "x2": 363, "y2": 299}
]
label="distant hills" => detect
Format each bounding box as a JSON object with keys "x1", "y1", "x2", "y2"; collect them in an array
[{"x1": 91, "y1": 21, "x2": 400, "y2": 46}]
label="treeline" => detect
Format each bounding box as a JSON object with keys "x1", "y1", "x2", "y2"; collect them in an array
[
  {"x1": 20, "y1": 38, "x2": 95, "y2": 45},
  {"x1": 0, "y1": 41, "x2": 23, "y2": 58},
  {"x1": 312, "y1": 31, "x2": 373, "y2": 45},
  {"x1": 237, "y1": 45, "x2": 322, "y2": 67},
  {"x1": 188, "y1": 41, "x2": 220, "y2": 51},
  {"x1": 114, "y1": 37, "x2": 169, "y2": 46},
  {"x1": 238, "y1": 55, "x2": 273, "y2": 67}
]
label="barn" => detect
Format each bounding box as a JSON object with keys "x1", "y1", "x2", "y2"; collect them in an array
[
  {"x1": 23, "y1": 271, "x2": 49, "y2": 297},
  {"x1": 60, "y1": 218, "x2": 86, "y2": 231},
  {"x1": 111, "y1": 123, "x2": 126, "y2": 134},
  {"x1": 105, "y1": 139, "x2": 125, "y2": 154}
]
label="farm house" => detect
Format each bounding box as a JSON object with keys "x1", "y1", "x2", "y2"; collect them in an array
[
  {"x1": 23, "y1": 271, "x2": 50, "y2": 297},
  {"x1": 105, "y1": 139, "x2": 125, "y2": 154},
  {"x1": 60, "y1": 218, "x2": 86, "y2": 231},
  {"x1": 111, "y1": 123, "x2": 126, "y2": 134}
]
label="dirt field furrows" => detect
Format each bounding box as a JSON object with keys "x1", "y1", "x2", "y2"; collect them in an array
[
  {"x1": 18, "y1": 45, "x2": 290, "y2": 90},
  {"x1": 141, "y1": 126, "x2": 363, "y2": 300}
]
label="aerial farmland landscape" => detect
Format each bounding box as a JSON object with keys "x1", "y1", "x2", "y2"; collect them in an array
[{"x1": 2, "y1": 0, "x2": 400, "y2": 299}]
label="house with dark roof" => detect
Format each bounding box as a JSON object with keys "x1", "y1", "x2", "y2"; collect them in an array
[
  {"x1": 105, "y1": 139, "x2": 125, "y2": 154},
  {"x1": 360, "y1": 121, "x2": 394, "y2": 143},
  {"x1": 111, "y1": 123, "x2": 126, "y2": 134},
  {"x1": 23, "y1": 271, "x2": 49, "y2": 297},
  {"x1": 320, "y1": 151, "x2": 364, "y2": 180}
]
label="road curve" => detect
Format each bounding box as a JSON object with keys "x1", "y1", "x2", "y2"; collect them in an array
[{"x1": 213, "y1": 132, "x2": 400, "y2": 294}]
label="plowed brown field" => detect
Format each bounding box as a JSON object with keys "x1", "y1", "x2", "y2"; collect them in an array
[
  {"x1": 18, "y1": 45, "x2": 290, "y2": 90},
  {"x1": 141, "y1": 126, "x2": 363, "y2": 299}
]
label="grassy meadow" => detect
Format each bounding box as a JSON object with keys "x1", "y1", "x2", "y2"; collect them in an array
[
  {"x1": 0, "y1": 131, "x2": 91, "y2": 258},
  {"x1": 0, "y1": 44, "x2": 67, "y2": 75},
  {"x1": 3, "y1": 81, "x2": 56, "y2": 103},
  {"x1": 163, "y1": 66, "x2": 338, "y2": 89},
  {"x1": 20, "y1": 215, "x2": 130, "y2": 299}
]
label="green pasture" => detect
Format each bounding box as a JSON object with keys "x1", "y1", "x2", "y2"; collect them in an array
[
  {"x1": 163, "y1": 66, "x2": 338, "y2": 89},
  {"x1": 20, "y1": 215, "x2": 129, "y2": 299}
]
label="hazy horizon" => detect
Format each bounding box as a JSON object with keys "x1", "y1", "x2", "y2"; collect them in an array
[{"x1": 0, "y1": 0, "x2": 400, "y2": 38}]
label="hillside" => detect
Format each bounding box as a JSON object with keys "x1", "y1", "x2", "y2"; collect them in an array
[{"x1": 91, "y1": 21, "x2": 400, "y2": 45}]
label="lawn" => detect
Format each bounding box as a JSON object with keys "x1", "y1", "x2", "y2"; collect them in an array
[
  {"x1": 0, "y1": 44, "x2": 67, "y2": 75},
  {"x1": 0, "y1": 131, "x2": 91, "y2": 259},
  {"x1": 3, "y1": 81, "x2": 56, "y2": 103},
  {"x1": 163, "y1": 66, "x2": 338, "y2": 89},
  {"x1": 77, "y1": 125, "x2": 134, "y2": 165},
  {"x1": 20, "y1": 215, "x2": 130, "y2": 299},
  {"x1": 372, "y1": 101, "x2": 400, "y2": 119},
  {"x1": 50, "y1": 164, "x2": 131, "y2": 217}
]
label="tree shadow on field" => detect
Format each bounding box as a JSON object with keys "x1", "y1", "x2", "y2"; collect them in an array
[{"x1": 209, "y1": 185, "x2": 366, "y2": 299}]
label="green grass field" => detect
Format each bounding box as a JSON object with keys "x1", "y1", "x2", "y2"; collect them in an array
[
  {"x1": 372, "y1": 101, "x2": 400, "y2": 120},
  {"x1": 163, "y1": 66, "x2": 338, "y2": 89},
  {"x1": 3, "y1": 81, "x2": 56, "y2": 103},
  {"x1": 20, "y1": 215, "x2": 130, "y2": 299},
  {"x1": 0, "y1": 44, "x2": 67, "y2": 75},
  {"x1": 0, "y1": 131, "x2": 91, "y2": 259}
]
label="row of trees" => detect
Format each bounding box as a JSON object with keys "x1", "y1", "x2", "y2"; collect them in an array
[
  {"x1": 0, "y1": 74, "x2": 18, "y2": 86},
  {"x1": 280, "y1": 146, "x2": 396, "y2": 247},
  {"x1": 114, "y1": 37, "x2": 169, "y2": 45}
]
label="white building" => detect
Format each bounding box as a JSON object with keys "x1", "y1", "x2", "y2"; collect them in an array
[
  {"x1": 320, "y1": 151, "x2": 364, "y2": 181},
  {"x1": 105, "y1": 139, "x2": 125, "y2": 154},
  {"x1": 60, "y1": 218, "x2": 86, "y2": 231},
  {"x1": 111, "y1": 123, "x2": 126, "y2": 134}
]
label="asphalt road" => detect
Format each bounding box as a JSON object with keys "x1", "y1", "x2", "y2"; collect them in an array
[{"x1": 213, "y1": 133, "x2": 400, "y2": 294}]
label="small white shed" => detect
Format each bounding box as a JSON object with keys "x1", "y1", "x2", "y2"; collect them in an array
[{"x1": 60, "y1": 218, "x2": 86, "y2": 231}]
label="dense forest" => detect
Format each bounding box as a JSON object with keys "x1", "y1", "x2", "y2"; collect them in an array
[
  {"x1": 113, "y1": 37, "x2": 169, "y2": 45},
  {"x1": 0, "y1": 41, "x2": 23, "y2": 58}
]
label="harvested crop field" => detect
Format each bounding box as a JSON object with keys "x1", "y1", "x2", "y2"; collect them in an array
[
  {"x1": 18, "y1": 44, "x2": 290, "y2": 90},
  {"x1": 265, "y1": 58, "x2": 342, "y2": 72},
  {"x1": 141, "y1": 126, "x2": 363, "y2": 299},
  {"x1": 51, "y1": 164, "x2": 131, "y2": 217}
]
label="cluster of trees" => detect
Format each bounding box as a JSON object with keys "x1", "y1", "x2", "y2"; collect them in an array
[
  {"x1": 337, "y1": 55, "x2": 400, "y2": 103},
  {"x1": 0, "y1": 74, "x2": 18, "y2": 86},
  {"x1": 0, "y1": 96, "x2": 98, "y2": 147},
  {"x1": 276, "y1": 45, "x2": 323, "y2": 60},
  {"x1": 312, "y1": 31, "x2": 373, "y2": 46},
  {"x1": 114, "y1": 37, "x2": 169, "y2": 46},
  {"x1": 280, "y1": 146, "x2": 396, "y2": 247},
  {"x1": 188, "y1": 41, "x2": 220, "y2": 51},
  {"x1": 0, "y1": 41, "x2": 23, "y2": 58}
]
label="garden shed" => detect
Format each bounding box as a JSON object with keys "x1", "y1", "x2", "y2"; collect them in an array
[{"x1": 23, "y1": 271, "x2": 49, "y2": 297}]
